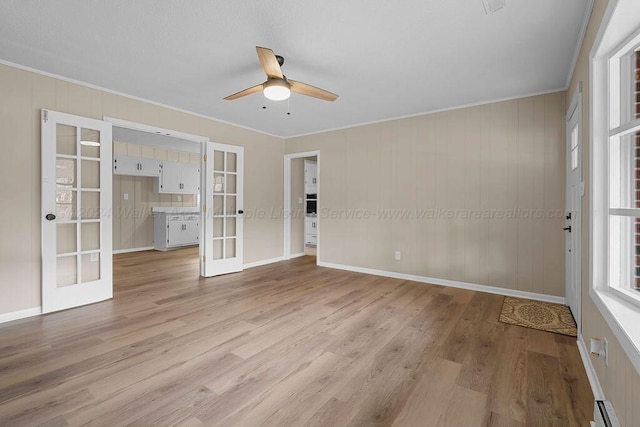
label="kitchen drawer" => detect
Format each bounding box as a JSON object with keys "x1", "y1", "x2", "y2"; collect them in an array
[
  {"x1": 305, "y1": 234, "x2": 317, "y2": 245},
  {"x1": 167, "y1": 214, "x2": 183, "y2": 221},
  {"x1": 183, "y1": 214, "x2": 199, "y2": 221}
]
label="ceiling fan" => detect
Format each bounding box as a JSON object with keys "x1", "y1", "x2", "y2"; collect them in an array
[{"x1": 224, "y1": 47, "x2": 338, "y2": 103}]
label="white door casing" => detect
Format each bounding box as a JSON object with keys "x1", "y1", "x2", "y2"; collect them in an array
[
  {"x1": 565, "y1": 85, "x2": 583, "y2": 330},
  {"x1": 202, "y1": 142, "x2": 244, "y2": 276},
  {"x1": 41, "y1": 109, "x2": 113, "y2": 313}
]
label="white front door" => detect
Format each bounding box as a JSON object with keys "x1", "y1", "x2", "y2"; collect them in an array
[
  {"x1": 202, "y1": 142, "x2": 244, "y2": 276},
  {"x1": 41, "y1": 110, "x2": 113, "y2": 313},
  {"x1": 565, "y1": 89, "x2": 583, "y2": 329}
]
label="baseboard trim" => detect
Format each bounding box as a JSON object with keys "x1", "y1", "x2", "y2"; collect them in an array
[
  {"x1": 0, "y1": 306, "x2": 42, "y2": 324},
  {"x1": 113, "y1": 246, "x2": 154, "y2": 254},
  {"x1": 317, "y1": 261, "x2": 566, "y2": 304},
  {"x1": 289, "y1": 252, "x2": 306, "y2": 259},
  {"x1": 243, "y1": 256, "x2": 285, "y2": 269},
  {"x1": 577, "y1": 334, "x2": 605, "y2": 400}
]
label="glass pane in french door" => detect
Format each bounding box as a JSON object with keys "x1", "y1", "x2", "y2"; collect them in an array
[
  {"x1": 57, "y1": 124, "x2": 76, "y2": 156},
  {"x1": 212, "y1": 149, "x2": 239, "y2": 260},
  {"x1": 55, "y1": 124, "x2": 102, "y2": 287}
]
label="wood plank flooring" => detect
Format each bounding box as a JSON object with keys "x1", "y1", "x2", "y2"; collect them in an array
[{"x1": 0, "y1": 248, "x2": 593, "y2": 426}]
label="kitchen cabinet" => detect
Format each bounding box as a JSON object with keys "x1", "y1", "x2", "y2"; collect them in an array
[
  {"x1": 305, "y1": 216, "x2": 318, "y2": 246},
  {"x1": 154, "y1": 161, "x2": 200, "y2": 194},
  {"x1": 113, "y1": 156, "x2": 161, "y2": 177},
  {"x1": 304, "y1": 160, "x2": 317, "y2": 194},
  {"x1": 153, "y1": 211, "x2": 199, "y2": 250}
]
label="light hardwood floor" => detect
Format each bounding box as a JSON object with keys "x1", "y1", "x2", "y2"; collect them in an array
[{"x1": 0, "y1": 248, "x2": 593, "y2": 426}]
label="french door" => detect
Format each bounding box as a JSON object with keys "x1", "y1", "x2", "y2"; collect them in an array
[
  {"x1": 41, "y1": 110, "x2": 113, "y2": 313},
  {"x1": 202, "y1": 142, "x2": 244, "y2": 276}
]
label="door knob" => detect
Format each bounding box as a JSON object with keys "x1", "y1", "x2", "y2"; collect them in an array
[
  {"x1": 566, "y1": 213, "x2": 572, "y2": 220},
  {"x1": 563, "y1": 226, "x2": 572, "y2": 232},
  {"x1": 45, "y1": 213, "x2": 56, "y2": 221},
  {"x1": 238, "y1": 210, "x2": 244, "y2": 214}
]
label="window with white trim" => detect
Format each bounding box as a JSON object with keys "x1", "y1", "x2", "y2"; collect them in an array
[
  {"x1": 608, "y1": 40, "x2": 640, "y2": 304},
  {"x1": 591, "y1": 0, "x2": 640, "y2": 376}
]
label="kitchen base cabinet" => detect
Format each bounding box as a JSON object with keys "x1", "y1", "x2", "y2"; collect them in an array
[
  {"x1": 305, "y1": 216, "x2": 317, "y2": 246},
  {"x1": 154, "y1": 212, "x2": 199, "y2": 250}
]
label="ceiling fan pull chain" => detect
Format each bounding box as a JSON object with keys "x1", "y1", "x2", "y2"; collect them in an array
[
  {"x1": 287, "y1": 97, "x2": 291, "y2": 116},
  {"x1": 262, "y1": 92, "x2": 267, "y2": 109}
]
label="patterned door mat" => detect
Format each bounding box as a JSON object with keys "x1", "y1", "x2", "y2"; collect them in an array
[{"x1": 499, "y1": 296, "x2": 577, "y2": 337}]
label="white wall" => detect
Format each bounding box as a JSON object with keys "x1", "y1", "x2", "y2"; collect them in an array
[{"x1": 286, "y1": 92, "x2": 566, "y2": 297}]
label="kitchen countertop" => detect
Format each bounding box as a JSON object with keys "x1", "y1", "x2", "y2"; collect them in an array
[{"x1": 152, "y1": 207, "x2": 200, "y2": 214}]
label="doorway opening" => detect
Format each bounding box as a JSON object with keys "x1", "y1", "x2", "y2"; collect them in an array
[
  {"x1": 105, "y1": 118, "x2": 208, "y2": 273},
  {"x1": 284, "y1": 151, "x2": 320, "y2": 262}
]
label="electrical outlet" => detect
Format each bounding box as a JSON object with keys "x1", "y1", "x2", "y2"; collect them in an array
[
  {"x1": 298, "y1": 197, "x2": 303, "y2": 204},
  {"x1": 177, "y1": 195, "x2": 182, "y2": 202},
  {"x1": 123, "y1": 193, "x2": 129, "y2": 200},
  {"x1": 394, "y1": 251, "x2": 401, "y2": 261},
  {"x1": 590, "y1": 337, "x2": 609, "y2": 365}
]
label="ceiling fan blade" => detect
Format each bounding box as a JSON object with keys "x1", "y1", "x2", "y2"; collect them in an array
[
  {"x1": 223, "y1": 84, "x2": 263, "y2": 101},
  {"x1": 289, "y1": 80, "x2": 338, "y2": 102},
  {"x1": 256, "y1": 46, "x2": 284, "y2": 79}
]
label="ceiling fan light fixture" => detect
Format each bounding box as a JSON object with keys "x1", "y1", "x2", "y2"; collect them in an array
[{"x1": 263, "y1": 79, "x2": 291, "y2": 101}]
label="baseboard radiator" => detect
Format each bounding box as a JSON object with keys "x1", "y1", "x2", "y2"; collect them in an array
[{"x1": 591, "y1": 400, "x2": 620, "y2": 427}]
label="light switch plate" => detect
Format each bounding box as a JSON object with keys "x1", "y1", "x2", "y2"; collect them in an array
[{"x1": 123, "y1": 193, "x2": 129, "y2": 200}]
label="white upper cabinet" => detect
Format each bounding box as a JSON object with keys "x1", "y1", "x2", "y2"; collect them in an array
[
  {"x1": 181, "y1": 163, "x2": 200, "y2": 193},
  {"x1": 304, "y1": 160, "x2": 318, "y2": 194},
  {"x1": 154, "y1": 161, "x2": 200, "y2": 194},
  {"x1": 113, "y1": 153, "x2": 199, "y2": 194},
  {"x1": 113, "y1": 156, "x2": 161, "y2": 177},
  {"x1": 159, "y1": 161, "x2": 182, "y2": 193}
]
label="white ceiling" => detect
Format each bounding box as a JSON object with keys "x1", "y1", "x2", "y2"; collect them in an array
[{"x1": 0, "y1": 0, "x2": 590, "y2": 138}]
